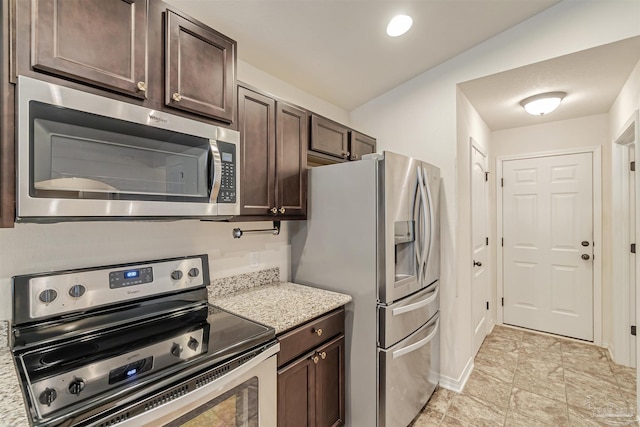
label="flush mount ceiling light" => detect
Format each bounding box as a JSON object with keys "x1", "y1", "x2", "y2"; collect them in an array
[
  {"x1": 386, "y1": 14, "x2": 413, "y2": 37},
  {"x1": 520, "y1": 92, "x2": 566, "y2": 116}
]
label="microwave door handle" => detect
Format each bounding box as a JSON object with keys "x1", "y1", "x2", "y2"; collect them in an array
[
  {"x1": 418, "y1": 167, "x2": 429, "y2": 285},
  {"x1": 208, "y1": 140, "x2": 222, "y2": 203},
  {"x1": 413, "y1": 169, "x2": 424, "y2": 286},
  {"x1": 392, "y1": 318, "x2": 440, "y2": 359}
]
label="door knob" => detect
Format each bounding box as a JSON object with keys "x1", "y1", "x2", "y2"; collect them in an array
[
  {"x1": 581, "y1": 241, "x2": 590, "y2": 247},
  {"x1": 473, "y1": 260, "x2": 482, "y2": 267},
  {"x1": 581, "y1": 254, "x2": 590, "y2": 260}
]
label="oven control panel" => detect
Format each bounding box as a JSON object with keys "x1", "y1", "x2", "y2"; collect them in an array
[
  {"x1": 28, "y1": 329, "x2": 205, "y2": 418},
  {"x1": 13, "y1": 255, "x2": 209, "y2": 324}
]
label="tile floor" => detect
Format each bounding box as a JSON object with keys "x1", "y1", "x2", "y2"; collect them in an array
[{"x1": 413, "y1": 325, "x2": 638, "y2": 426}]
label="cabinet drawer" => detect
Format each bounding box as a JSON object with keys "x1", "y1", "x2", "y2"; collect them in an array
[{"x1": 277, "y1": 308, "x2": 344, "y2": 367}]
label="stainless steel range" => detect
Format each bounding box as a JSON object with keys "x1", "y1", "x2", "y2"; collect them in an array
[{"x1": 11, "y1": 254, "x2": 279, "y2": 427}]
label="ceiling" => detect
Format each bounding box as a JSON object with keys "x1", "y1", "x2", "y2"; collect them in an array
[
  {"x1": 166, "y1": 0, "x2": 563, "y2": 111},
  {"x1": 459, "y1": 36, "x2": 640, "y2": 131}
]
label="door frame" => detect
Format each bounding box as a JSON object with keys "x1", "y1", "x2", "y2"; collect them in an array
[
  {"x1": 470, "y1": 137, "x2": 491, "y2": 355},
  {"x1": 612, "y1": 110, "x2": 639, "y2": 367},
  {"x1": 496, "y1": 146, "x2": 602, "y2": 346}
]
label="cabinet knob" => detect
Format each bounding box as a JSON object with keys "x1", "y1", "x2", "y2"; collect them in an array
[
  {"x1": 279, "y1": 207, "x2": 286, "y2": 214},
  {"x1": 312, "y1": 355, "x2": 319, "y2": 364},
  {"x1": 270, "y1": 207, "x2": 278, "y2": 214},
  {"x1": 312, "y1": 328, "x2": 323, "y2": 337},
  {"x1": 320, "y1": 351, "x2": 327, "y2": 360},
  {"x1": 172, "y1": 92, "x2": 182, "y2": 102},
  {"x1": 137, "y1": 81, "x2": 147, "y2": 92}
]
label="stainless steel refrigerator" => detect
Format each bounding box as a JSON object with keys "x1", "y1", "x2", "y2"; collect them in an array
[{"x1": 291, "y1": 151, "x2": 440, "y2": 427}]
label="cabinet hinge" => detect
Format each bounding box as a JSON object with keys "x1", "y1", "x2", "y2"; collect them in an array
[
  {"x1": 486, "y1": 237, "x2": 489, "y2": 246},
  {"x1": 486, "y1": 301, "x2": 489, "y2": 310},
  {"x1": 632, "y1": 243, "x2": 636, "y2": 254},
  {"x1": 501, "y1": 297, "x2": 504, "y2": 307},
  {"x1": 631, "y1": 161, "x2": 636, "y2": 172},
  {"x1": 485, "y1": 172, "x2": 489, "y2": 182},
  {"x1": 501, "y1": 178, "x2": 504, "y2": 187},
  {"x1": 632, "y1": 325, "x2": 637, "y2": 336}
]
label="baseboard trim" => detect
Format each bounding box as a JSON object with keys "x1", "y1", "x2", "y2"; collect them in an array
[{"x1": 439, "y1": 356, "x2": 474, "y2": 393}]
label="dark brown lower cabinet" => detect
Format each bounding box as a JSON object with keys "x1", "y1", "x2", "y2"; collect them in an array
[{"x1": 278, "y1": 335, "x2": 345, "y2": 427}]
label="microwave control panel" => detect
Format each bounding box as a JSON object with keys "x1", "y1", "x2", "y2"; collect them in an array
[{"x1": 217, "y1": 141, "x2": 236, "y2": 204}]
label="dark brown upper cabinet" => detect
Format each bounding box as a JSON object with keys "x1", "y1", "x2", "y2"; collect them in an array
[
  {"x1": 309, "y1": 114, "x2": 350, "y2": 162},
  {"x1": 349, "y1": 131, "x2": 376, "y2": 161},
  {"x1": 165, "y1": 10, "x2": 236, "y2": 123},
  {"x1": 32, "y1": 0, "x2": 148, "y2": 99},
  {"x1": 237, "y1": 85, "x2": 307, "y2": 219}
]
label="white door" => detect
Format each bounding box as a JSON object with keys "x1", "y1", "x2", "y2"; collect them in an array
[
  {"x1": 471, "y1": 142, "x2": 489, "y2": 355},
  {"x1": 502, "y1": 152, "x2": 593, "y2": 341}
]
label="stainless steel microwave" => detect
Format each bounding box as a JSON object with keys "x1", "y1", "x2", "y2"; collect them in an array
[{"x1": 16, "y1": 76, "x2": 240, "y2": 222}]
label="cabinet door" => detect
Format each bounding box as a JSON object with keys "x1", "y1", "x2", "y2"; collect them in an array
[
  {"x1": 349, "y1": 131, "x2": 376, "y2": 161},
  {"x1": 32, "y1": 0, "x2": 148, "y2": 98},
  {"x1": 278, "y1": 356, "x2": 315, "y2": 427},
  {"x1": 165, "y1": 10, "x2": 235, "y2": 123},
  {"x1": 277, "y1": 102, "x2": 308, "y2": 217},
  {"x1": 238, "y1": 87, "x2": 276, "y2": 216},
  {"x1": 310, "y1": 115, "x2": 349, "y2": 160},
  {"x1": 315, "y1": 335, "x2": 346, "y2": 427}
]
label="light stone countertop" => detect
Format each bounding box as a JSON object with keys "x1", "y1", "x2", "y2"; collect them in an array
[
  {"x1": 0, "y1": 322, "x2": 30, "y2": 427},
  {"x1": 210, "y1": 282, "x2": 352, "y2": 334}
]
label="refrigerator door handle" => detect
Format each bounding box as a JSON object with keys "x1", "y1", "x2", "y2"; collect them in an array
[
  {"x1": 422, "y1": 166, "x2": 434, "y2": 285},
  {"x1": 391, "y1": 286, "x2": 439, "y2": 316},
  {"x1": 392, "y1": 318, "x2": 440, "y2": 359},
  {"x1": 417, "y1": 167, "x2": 429, "y2": 285},
  {"x1": 414, "y1": 168, "x2": 424, "y2": 286}
]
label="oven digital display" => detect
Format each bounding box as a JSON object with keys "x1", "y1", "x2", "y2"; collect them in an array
[
  {"x1": 109, "y1": 356, "x2": 153, "y2": 384},
  {"x1": 124, "y1": 270, "x2": 139, "y2": 279},
  {"x1": 109, "y1": 267, "x2": 153, "y2": 289}
]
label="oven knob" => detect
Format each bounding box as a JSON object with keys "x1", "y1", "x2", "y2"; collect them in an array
[
  {"x1": 187, "y1": 337, "x2": 199, "y2": 351},
  {"x1": 188, "y1": 268, "x2": 200, "y2": 278},
  {"x1": 38, "y1": 289, "x2": 58, "y2": 304},
  {"x1": 170, "y1": 343, "x2": 183, "y2": 357},
  {"x1": 68, "y1": 284, "x2": 86, "y2": 298},
  {"x1": 170, "y1": 270, "x2": 183, "y2": 280},
  {"x1": 39, "y1": 388, "x2": 57, "y2": 406},
  {"x1": 68, "y1": 379, "x2": 85, "y2": 395}
]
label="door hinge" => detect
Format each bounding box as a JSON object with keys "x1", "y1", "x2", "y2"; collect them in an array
[
  {"x1": 632, "y1": 243, "x2": 636, "y2": 254},
  {"x1": 486, "y1": 237, "x2": 489, "y2": 245},
  {"x1": 501, "y1": 178, "x2": 504, "y2": 187},
  {"x1": 631, "y1": 161, "x2": 636, "y2": 172},
  {"x1": 501, "y1": 237, "x2": 504, "y2": 247},
  {"x1": 485, "y1": 172, "x2": 489, "y2": 182},
  {"x1": 486, "y1": 301, "x2": 489, "y2": 310},
  {"x1": 501, "y1": 297, "x2": 504, "y2": 306},
  {"x1": 632, "y1": 325, "x2": 637, "y2": 336}
]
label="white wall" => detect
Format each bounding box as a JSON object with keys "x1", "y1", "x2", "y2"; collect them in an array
[
  {"x1": 0, "y1": 221, "x2": 291, "y2": 321},
  {"x1": 350, "y1": 0, "x2": 640, "y2": 386}
]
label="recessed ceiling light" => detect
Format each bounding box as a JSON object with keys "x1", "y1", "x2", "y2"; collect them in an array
[
  {"x1": 386, "y1": 14, "x2": 413, "y2": 37},
  {"x1": 520, "y1": 92, "x2": 566, "y2": 116}
]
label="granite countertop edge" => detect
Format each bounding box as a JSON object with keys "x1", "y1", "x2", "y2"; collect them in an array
[{"x1": 210, "y1": 282, "x2": 352, "y2": 335}]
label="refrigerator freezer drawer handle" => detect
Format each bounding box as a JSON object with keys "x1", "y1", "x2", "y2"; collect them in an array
[
  {"x1": 392, "y1": 318, "x2": 440, "y2": 359},
  {"x1": 391, "y1": 287, "x2": 439, "y2": 316}
]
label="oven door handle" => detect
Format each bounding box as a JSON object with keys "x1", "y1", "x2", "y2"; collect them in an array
[{"x1": 208, "y1": 140, "x2": 222, "y2": 203}]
